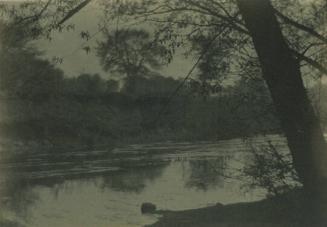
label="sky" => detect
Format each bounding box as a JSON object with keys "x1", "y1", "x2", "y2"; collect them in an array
[
  {"x1": 33, "y1": 2, "x2": 195, "y2": 80},
  {"x1": 2, "y1": 0, "x2": 325, "y2": 85}
]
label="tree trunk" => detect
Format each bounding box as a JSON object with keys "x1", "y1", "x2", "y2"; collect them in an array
[{"x1": 236, "y1": 0, "x2": 327, "y2": 221}]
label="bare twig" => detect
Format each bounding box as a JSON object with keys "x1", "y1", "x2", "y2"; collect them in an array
[{"x1": 155, "y1": 26, "x2": 229, "y2": 123}]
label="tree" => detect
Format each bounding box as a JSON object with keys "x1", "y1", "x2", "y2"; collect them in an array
[
  {"x1": 99, "y1": 0, "x2": 327, "y2": 218},
  {"x1": 236, "y1": 0, "x2": 327, "y2": 219},
  {"x1": 0, "y1": 22, "x2": 64, "y2": 101},
  {"x1": 97, "y1": 29, "x2": 168, "y2": 77},
  {"x1": 102, "y1": 0, "x2": 326, "y2": 200}
]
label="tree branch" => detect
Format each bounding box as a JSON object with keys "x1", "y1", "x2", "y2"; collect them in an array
[
  {"x1": 292, "y1": 49, "x2": 327, "y2": 76},
  {"x1": 187, "y1": 1, "x2": 249, "y2": 34},
  {"x1": 15, "y1": 0, "x2": 53, "y2": 25},
  {"x1": 155, "y1": 26, "x2": 229, "y2": 123},
  {"x1": 57, "y1": 0, "x2": 92, "y2": 26},
  {"x1": 142, "y1": 3, "x2": 326, "y2": 76},
  {"x1": 274, "y1": 8, "x2": 327, "y2": 45}
]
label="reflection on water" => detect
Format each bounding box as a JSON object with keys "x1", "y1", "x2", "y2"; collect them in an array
[
  {"x1": 184, "y1": 158, "x2": 227, "y2": 190},
  {"x1": 0, "y1": 136, "x2": 286, "y2": 227},
  {"x1": 100, "y1": 164, "x2": 168, "y2": 193}
]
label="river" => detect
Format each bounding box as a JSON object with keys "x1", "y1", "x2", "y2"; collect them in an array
[{"x1": 0, "y1": 135, "x2": 290, "y2": 227}]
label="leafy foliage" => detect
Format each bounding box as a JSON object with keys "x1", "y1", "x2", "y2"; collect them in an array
[
  {"x1": 243, "y1": 140, "x2": 301, "y2": 196},
  {"x1": 97, "y1": 29, "x2": 168, "y2": 77}
]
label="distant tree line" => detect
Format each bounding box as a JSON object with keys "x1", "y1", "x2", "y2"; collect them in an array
[
  {"x1": 1, "y1": 22, "x2": 326, "y2": 150},
  {"x1": 0, "y1": 45, "x2": 282, "y2": 148}
]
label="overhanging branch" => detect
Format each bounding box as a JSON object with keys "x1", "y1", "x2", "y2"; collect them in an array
[
  {"x1": 292, "y1": 49, "x2": 327, "y2": 76},
  {"x1": 274, "y1": 8, "x2": 327, "y2": 45},
  {"x1": 57, "y1": 0, "x2": 92, "y2": 26},
  {"x1": 15, "y1": 0, "x2": 53, "y2": 25}
]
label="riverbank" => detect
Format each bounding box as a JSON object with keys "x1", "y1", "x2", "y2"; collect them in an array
[{"x1": 147, "y1": 189, "x2": 326, "y2": 227}]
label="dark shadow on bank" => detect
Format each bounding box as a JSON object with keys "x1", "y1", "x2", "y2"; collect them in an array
[{"x1": 146, "y1": 188, "x2": 326, "y2": 227}]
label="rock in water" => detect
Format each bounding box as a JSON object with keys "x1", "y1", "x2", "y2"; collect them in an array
[{"x1": 141, "y1": 202, "x2": 156, "y2": 214}]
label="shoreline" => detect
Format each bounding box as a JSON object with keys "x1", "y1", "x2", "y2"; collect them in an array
[{"x1": 146, "y1": 189, "x2": 325, "y2": 227}]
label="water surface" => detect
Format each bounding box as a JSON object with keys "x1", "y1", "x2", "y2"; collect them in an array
[{"x1": 0, "y1": 135, "x2": 288, "y2": 227}]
